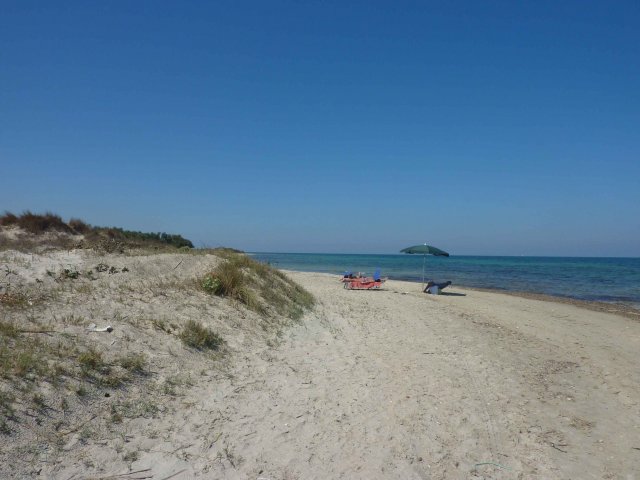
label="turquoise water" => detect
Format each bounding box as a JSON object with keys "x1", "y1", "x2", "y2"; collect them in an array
[{"x1": 250, "y1": 253, "x2": 640, "y2": 308}]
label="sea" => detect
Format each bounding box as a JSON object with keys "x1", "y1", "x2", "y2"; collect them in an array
[{"x1": 250, "y1": 253, "x2": 640, "y2": 309}]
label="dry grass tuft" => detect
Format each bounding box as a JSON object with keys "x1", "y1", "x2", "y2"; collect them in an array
[
  {"x1": 180, "y1": 320, "x2": 223, "y2": 351},
  {"x1": 78, "y1": 348, "x2": 106, "y2": 373},
  {"x1": 117, "y1": 353, "x2": 146, "y2": 374}
]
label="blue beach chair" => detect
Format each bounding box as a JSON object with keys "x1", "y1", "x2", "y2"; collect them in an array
[{"x1": 373, "y1": 268, "x2": 381, "y2": 282}]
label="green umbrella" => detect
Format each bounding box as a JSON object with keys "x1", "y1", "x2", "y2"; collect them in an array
[{"x1": 400, "y1": 244, "x2": 450, "y2": 288}]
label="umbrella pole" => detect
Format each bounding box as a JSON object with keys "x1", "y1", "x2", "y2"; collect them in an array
[{"x1": 422, "y1": 254, "x2": 426, "y2": 290}]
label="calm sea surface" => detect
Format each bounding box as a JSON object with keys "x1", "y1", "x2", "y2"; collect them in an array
[{"x1": 250, "y1": 253, "x2": 640, "y2": 308}]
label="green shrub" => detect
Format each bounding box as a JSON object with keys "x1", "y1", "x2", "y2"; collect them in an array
[{"x1": 201, "y1": 275, "x2": 222, "y2": 294}]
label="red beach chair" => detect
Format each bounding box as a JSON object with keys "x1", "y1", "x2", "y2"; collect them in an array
[{"x1": 344, "y1": 269, "x2": 386, "y2": 290}]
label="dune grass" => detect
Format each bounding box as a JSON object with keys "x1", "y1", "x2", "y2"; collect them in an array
[{"x1": 201, "y1": 252, "x2": 315, "y2": 320}]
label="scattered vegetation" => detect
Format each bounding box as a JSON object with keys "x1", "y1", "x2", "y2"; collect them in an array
[
  {"x1": 0, "y1": 327, "x2": 54, "y2": 380},
  {"x1": 0, "y1": 215, "x2": 316, "y2": 473},
  {"x1": 180, "y1": 320, "x2": 223, "y2": 351},
  {"x1": 0, "y1": 291, "x2": 29, "y2": 308},
  {"x1": 0, "y1": 211, "x2": 193, "y2": 251},
  {"x1": 0, "y1": 315, "x2": 151, "y2": 441}
]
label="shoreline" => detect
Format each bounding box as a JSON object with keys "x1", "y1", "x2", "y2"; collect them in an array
[
  {"x1": 280, "y1": 268, "x2": 640, "y2": 320},
  {"x1": 463, "y1": 286, "x2": 640, "y2": 321}
]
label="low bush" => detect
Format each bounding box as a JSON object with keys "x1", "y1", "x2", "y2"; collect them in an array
[
  {"x1": 0, "y1": 211, "x2": 72, "y2": 234},
  {"x1": 68, "y1": 218, "x2": 91, "y2": 234},
  {"x1": 0, "y1": 212, "x2": 17, "y2": 226},
  {"x1": 90, "y1": 227, "x2": 194, "y2": 249}
]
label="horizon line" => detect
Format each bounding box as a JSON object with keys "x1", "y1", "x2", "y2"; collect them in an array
[{"x1": 246, "y1": 251, "x2": 640, "y2": 259}]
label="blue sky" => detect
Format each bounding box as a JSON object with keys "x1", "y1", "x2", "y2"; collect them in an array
[{"x1": 2, "y1": 1, "x2": 639, "y2": 256}]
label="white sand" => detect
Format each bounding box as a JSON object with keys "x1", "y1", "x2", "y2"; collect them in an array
[{"x1": 1, "y1": 252, "x2": 639, "y2": 479}]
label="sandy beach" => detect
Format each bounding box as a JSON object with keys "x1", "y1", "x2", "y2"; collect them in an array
[{"x1": 1, "y1": 250, "x2": 639, "y2": 479}]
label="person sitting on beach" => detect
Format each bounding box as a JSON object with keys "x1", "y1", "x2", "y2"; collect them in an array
[
  {"x1": 424, "y1": 280, "x2": 452, "y2": 294},
  {"x1": 341, "y1": 271, "x2": 364, "y2": 281}
]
